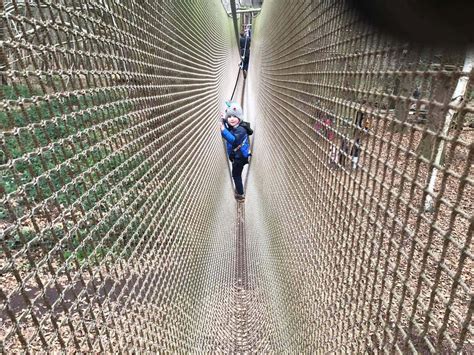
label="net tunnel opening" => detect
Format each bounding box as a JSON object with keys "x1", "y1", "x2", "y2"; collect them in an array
[{"x1": 0, "y1": 0, "x2": 472, "y2": 353}]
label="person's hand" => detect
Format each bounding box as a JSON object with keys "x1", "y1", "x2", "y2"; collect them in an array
[{"x1": 220, "y1": 122, "x2": 225, "y2": 131}]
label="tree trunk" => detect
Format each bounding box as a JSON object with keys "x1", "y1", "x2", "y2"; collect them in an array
[
  {"x1": 388, "y1": 77, "x2": 400, "y2": 109},
  {"x1": 390, "y1": 48, "x2": 420, "y2": 132},
  {"x1": 424, "y1": 48, "x2": 474, "y2": 211},
  {"x1": 391, "y1": 75, "x2": 411, "y2": 132},
  {"x1": 0, "y1": 0, "x2": 8, "y2": 88},
  {"x1": 416, "y1": 72, "x2": 454, "y2": 161}
]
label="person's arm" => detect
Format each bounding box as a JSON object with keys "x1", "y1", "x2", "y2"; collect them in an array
[
  {"x1": 221, "y1": 126, "x2": 246, "y2": 148},
  {"x1": 221, "y1": 128, "x2": 236, "y2": 144}
]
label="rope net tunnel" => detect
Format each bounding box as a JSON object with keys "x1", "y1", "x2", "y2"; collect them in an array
[{"x1": 0, "y1": 0, "x2": 472, "y2": 352}]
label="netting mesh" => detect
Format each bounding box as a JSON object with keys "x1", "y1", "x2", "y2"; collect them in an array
[
  {"x1": 1, "y1": 0, "x2": 473, "y2": 353},
  {"x1": 247, "y1": 1, "x2": 473, "y2": 352},
  {"x1": 0, "y1": 0, "x2": 241, "y2": 352}
]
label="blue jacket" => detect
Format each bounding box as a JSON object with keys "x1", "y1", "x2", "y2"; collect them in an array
[{"x1": 221, "y1": 125, "x2": 250, "y2": 159}]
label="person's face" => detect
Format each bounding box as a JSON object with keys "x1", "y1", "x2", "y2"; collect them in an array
[{"x1": 227, "y1": 116, "x2": 240, "y2": 127}]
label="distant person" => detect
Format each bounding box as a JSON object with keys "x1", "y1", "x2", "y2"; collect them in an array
[
  {"x1": 412, "y1": 87, "x2": 421, "y2": 99},
  {"x1": 239, "y1": 31, "x2": 251, "y2": 78},
  {"x1": 351, "y1": 138, "x2": 361, "y2": 169},
  {"x1": 329, "y1": 144, "x2": 338, "y2": 169},
  {"x1": 245, "y1": 24, "x2": 252, "y2": 38},
  {"x1": 220, "y1": 101, "x2": 250, "y2": 200},
  {"x1": 338, "y1": 137, "x2": 350, "y2": 168}
]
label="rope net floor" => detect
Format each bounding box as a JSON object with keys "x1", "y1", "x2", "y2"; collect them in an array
[{"x1": 1, "y1": 0, "x2": 472, "y2": 352}]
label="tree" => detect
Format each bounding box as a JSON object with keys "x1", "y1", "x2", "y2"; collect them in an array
[
  {"x1": 416, "y1": 68, "x2": 454, "y2": 160},
  {"x1": 390, "y1": 46, "x2": 421, "y2": 132},
  {"x1": 0, "y1": 0, "x2": 8, "y2": 87},
  {"x1": 424, "y1": 48, "x2": 474, "y2": 212}
]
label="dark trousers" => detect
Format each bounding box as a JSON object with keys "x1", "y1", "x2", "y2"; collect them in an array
[
  {"x1": 241, "y1": 55, "x2": 250, "y2": 71},
  {"x1": 232, "y1": 158, "x2": 248, "y2": 195}
]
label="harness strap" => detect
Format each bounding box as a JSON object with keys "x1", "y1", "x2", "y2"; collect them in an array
[{"x1": 232, "y1": 136, "x2": 247, "y2": 152}]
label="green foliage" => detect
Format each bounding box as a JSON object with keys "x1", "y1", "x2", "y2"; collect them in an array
[
  {"x1": 2, "y1": 84, "x2": 41, "y2": 100},
  {"x1": 0, "y1": 82, "x2": 160, "y2": 267},
  {"x1": 62, "y1": 234, "x2": 108, "y2": 266},
  {"x1": 1, "y1": 221, "x2": 111, "y2": 268},
  {"x1": 1, "y1": 84, "x2": 136, "y2": 222}
]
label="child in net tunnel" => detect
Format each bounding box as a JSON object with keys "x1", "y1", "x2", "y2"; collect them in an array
[{"x1": 220, "y1": 101, "x2": 250, "y2": 201}]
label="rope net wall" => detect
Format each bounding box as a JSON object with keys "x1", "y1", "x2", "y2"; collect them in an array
[
  {"x1": 247, "y1": 1, "x2": 473, "y2": 352},
  {"x1": 0, "y1": 0, "x2": 242, "y2": 352},
  {"x1": 0, "y1": 0, "x2": 472, "y2": 353}
]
